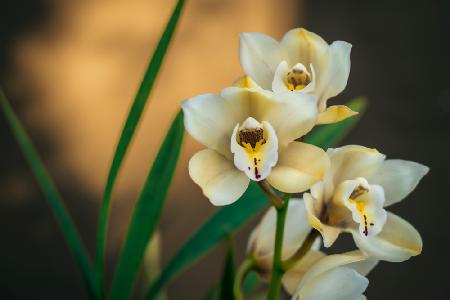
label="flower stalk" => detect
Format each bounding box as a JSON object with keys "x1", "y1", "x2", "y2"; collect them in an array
[
  {"x1": 266, "y1": 193, "x2": 291, "y2": 300},
  {"x1": 283, "y1": 229, "x2": 320, "y2": 271},
  {"x1": 258, "y1": 180, "x2": 284, "y2": 209},
  {"x1": 233, "y1": 256, "x2": 256, "y2": 300}
]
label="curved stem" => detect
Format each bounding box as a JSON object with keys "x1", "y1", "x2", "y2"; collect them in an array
[
  {"x1": 282, "y1": 229, "x2": 320, "y2": 271},
  {"x1": 233, "y1": 256, "x2": 256, "y2": 300},
  {"x1": 266, "y1": 194, "x2": 291, "y2": 300},
  {"x1": 258, "y1": 180, "x2": 284, "y2": 209}
]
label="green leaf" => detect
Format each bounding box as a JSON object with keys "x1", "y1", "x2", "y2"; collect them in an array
[
  {"x1": 219, "y1": 241, "x2": 235, "y2": 300},
  {"x1": 0, "y1": 91, "x2": 99, "y2": 299},
  {"x1": 110, "y1": 111, "x2": 184, "y2": 300},
  {"x1": 305, "y1": 97, "x2": 368, "y2": 149},
  {"x1": 146, "y1": 97, "x2": 368, "y2": 298},
  {"x1": 95, "y1": 0, "x2": 186, "y2": 291}
]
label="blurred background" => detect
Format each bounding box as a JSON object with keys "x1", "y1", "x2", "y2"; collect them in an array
[{"x1": 0, "y1": 0, "x2": 448, "y2": 299}]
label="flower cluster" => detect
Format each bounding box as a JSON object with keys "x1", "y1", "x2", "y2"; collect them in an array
[{"x1": 182, "y1": 28, "x2": 428, "y2": 299}]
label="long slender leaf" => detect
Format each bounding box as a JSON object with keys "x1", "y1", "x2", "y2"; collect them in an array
[
  {"x1": 0, "y1": 91, "x2": 99, "y2": 299},
  {"x1": 146, "y1": 97, "x2": 368, "y2": 298},
  {"x1": 95, "y1": 0, "x2": 186, "y2": 290},
  {"x1": 110, "y1": 111, "x2": 184, "y2": 300},
  {"x1": 219, "y1": 241, "x2": 235, "y2": 300}
]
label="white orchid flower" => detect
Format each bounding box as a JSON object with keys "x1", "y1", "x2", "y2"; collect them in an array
[
  {"x1": 304, "y1": 145, "x2": 429, "y2": 262},
  {"x1": 240, "y1": 28, "x2": 355, "y2": 125},
  {"x1": 288, "y1": 250, "x2": 377, "y2": 300},
  {"x1": 182, "y1": 87, "x2": 330, "y2": 206},
  {"x1": 247, "y1": 199, "x2": 321, "y2": 278}
]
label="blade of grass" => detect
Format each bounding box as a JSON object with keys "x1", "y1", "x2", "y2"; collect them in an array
[
  {"x1": 95, "y1": 0, "x2": 186, "y2": 291},
  {"x1": 110, "y1": 111, "x2": 184, "y2": 300},
  {"x1": 0, "y1": 90, "x2": 99, "y2": 299},
  {"x1": 145, "y1": 97, "x2": 368, "y2": 298}
]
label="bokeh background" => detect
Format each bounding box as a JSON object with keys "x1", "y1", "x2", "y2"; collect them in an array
[{"x1": 1, "y1": 0, "x2": 448, "y2": 299}]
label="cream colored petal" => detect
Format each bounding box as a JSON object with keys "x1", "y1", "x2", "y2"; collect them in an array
[
  {"x1": 272, "y1": 61, "x2": 291, "y2": 93},
  {"x1": 188, "y1": 149, "x2": 249, "y2": 206},
  {"x1": 346, "y1": 257, "x2": 379, "y2": 277},
  {"x1": 352, "y1": 212, "x2": 423, "y2": 262},
  {"x1": 283, "y1": 250, "x2": 326, "y2": 295},
  {"x1": 368, "y1": 159, "x2": 429, "y2": 207},
  {"x1": 315, "y1": 41, "x2": 352, "y2": 112},
  {"x1": 230, "y1": 119, "x2": 278, "y2": 181},
  {"x1": 298, "y1": 250, "x2": 367, "y2": 289},
  {"x1": 303, "y1": 193, "x2": 342, "y2": 247},
  {"x1": 240, "y1": 32, "x2": 287, "y2": 89},
  {"x1": 293, "y1": 250, "x2": 369, "y2": 300},
  {"x1": 268, "y1": 92, "x2": 317, "y2": 145},
  {"x1": 232, "y1": 75, "x2": 260, "y2": 88},
  {"x1": 294, "y1": 267, "x2": 368, "y2": 300},
  {"x1": 316, "y1": 105, "x2": 358, "y2": 125},
  {"x1": 182, "y1": 92, "x2": 246, "y2": 158},
  {"x1": 267, "y1": 142, "x2": 330, "y2": 193},
  {"x1": 280, "y1": 28, "x2": 329, "y2": 74},
  {"x1": 221, "y1": 87, "x2": 318, "y2": 146},
  {"x1": 325, "y1": 146, "x2": 385, "y2": 196}
]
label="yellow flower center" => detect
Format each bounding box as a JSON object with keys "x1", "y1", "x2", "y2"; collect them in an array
[
  {"x1": 286, "y1": 68, "x2": 311, "y2": 91},
  {"x1": 238, "y1": 127, "x2": 267, "y2": 179},
  {"x1": 348, "y1": 184, "x2": 374, "y2": 236}
]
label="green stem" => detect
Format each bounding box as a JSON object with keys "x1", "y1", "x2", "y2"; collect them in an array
[
  {"x1": 257, "y1": 181, "x2": 284, "y2": 209},
  {"x1": 266, "y1": 194, "x2": 291, "y2": 300},
  {"x1": 282, "y1": 229, "x2": 319, "y2": 271},
  {"x1": 233, "y1": 256, "x2": 255, "y2": 300}
]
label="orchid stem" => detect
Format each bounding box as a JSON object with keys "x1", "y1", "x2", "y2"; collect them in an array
[
  {"x1": 266, "y1": 193, "x2": 291, "y2": 300},
  {"x1": 233, "y1": 256, "x2": 255, "y2": 300},
  {"x1": 258, "y1": 180, "x2": 284, "y2": 209},
  {"x1": 282, "y1": 229, "x2": 319, "y2": 271}
]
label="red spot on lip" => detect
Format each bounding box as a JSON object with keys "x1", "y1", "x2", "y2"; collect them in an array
[
  {"x1": 255, "y1": 167, "x2": 261, "y2": 179},
  {"x1": 363, "y1": 215, "x2": 369, "y2": 236}
]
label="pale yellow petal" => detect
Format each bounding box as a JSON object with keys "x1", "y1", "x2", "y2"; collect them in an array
[
  {"x1": 303, "y1": 193, "x2": 342, "y2": 247},
  {"x1": 293, "y1": 250, "x2": 369, "y2": 300},
  {"x1": 315, "y1": 41, "x2": 352, "y2": 111},
  {"x1": 182, "y1": 92, "x2": 246, "y2": 158},
  {"x1": 189, "y1": 149, "x2": 249, "y2": 206},
  {"x1": 267, "y1": 142, "x2": 330, "y2": 193},
  {"x1": 240, "y1": 32, "x2": 287, "y2": 89},
  {"x1": 351, "y1": 212, "x2": 422, "y2": 262},
  {"x1": 283, "y1": 250, "x2": 325, "y2": 295},
  {"x1": 368, "y1": 159, "x2": 429, "y2": 207},
  {"x1": 232, "y1": 75, "x2": 260, "y2": 89},
  {"x1": 325, "y1": 145, "x2": 385, "y2": 195},
  {"x1": 316, "y1": 105, "x2": 358, "y2": 125},
  {"x1": 280, "y1": 28, "x2": 329, "y2": 75}
]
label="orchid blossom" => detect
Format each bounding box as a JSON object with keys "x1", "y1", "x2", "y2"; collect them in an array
[
  {"x1": 240, "y1": 28, "x2": 355, "y2": 124},
  {"x1": 304, "y1": 145, "x2": 428, "y2": 262},
  {"x1": 182, "y1": 87, "x2": 330, "y2": 206}
]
